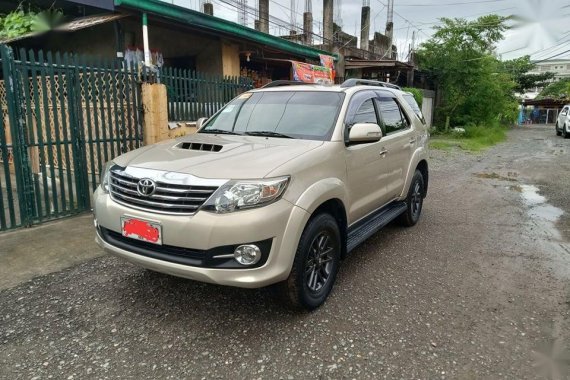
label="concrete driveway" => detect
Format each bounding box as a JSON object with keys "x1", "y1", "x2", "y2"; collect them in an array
[{"x1": 1, "y1": 125, "x2": 569, "y2": 379}]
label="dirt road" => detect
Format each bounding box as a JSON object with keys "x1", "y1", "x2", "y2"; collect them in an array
[{"x1": 1, "y1": 125, "x2": 569, "y2": 379}]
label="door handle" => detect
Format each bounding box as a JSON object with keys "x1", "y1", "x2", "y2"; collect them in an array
[
  {"x1": 379, "y1": 148, "x2": 388, "y2": 157},
  {"x1": 409, "y1": 138, "x2": 417, "y2": 144}
]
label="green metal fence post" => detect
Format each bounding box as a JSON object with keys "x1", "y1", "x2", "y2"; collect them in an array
[
  {"x1": 68, "y1": 53, "x2": 90, "y2": 211},
  {"x1": 0, "y1": 45, "x2": 35, "y2": 226}
]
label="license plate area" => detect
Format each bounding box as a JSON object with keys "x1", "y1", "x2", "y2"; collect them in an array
[{"x1": 121, "y1": 216, "x2": 162, "y2": 245}]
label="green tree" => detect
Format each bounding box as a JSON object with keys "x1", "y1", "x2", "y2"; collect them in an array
[
  {"x1": 416, "y1": 15, "x2": 518, "y2": 127},
  {"x1": 501, "y1": 55, "x2": 555, "y2": 93},
  {"x1": 0, "y1": 3, "x2": 64, "y2": 41},
  {"x1": 537, "y1": 78, "x2": 570, "y2": 99}
]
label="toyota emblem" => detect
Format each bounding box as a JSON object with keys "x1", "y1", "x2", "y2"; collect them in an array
[{"x1": 137, "y1": 178, "x2": 156, "y2": 197}]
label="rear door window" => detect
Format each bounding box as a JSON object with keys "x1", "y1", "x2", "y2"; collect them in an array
[{"x1": 376, "y1": 97, "x2": 409, "y2": 135}]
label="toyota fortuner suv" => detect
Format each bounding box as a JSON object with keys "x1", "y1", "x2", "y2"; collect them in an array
[{"x1": 94, "y1": 79, "x2": 429, "y2": 310}]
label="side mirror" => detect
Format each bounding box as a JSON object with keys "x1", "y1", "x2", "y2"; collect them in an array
[
  {"x1": 196, "y1": 117, "x2": 208, "y2": 130},
  {"x1": 348, "y1": 123, "x2": 383, "y2": 144}
]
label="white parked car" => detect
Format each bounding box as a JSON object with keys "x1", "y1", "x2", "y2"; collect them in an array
[{"x1": 556, "y1": 104, "x2": 570, "y2": 138}]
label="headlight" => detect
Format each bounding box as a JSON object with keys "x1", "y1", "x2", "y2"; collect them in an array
[
  {"x1": 202, "y1": 176, "x2": 289, "y2": 213},
  {"x1": 100, "y1": 161, "x2": 115, "y2": 193}
]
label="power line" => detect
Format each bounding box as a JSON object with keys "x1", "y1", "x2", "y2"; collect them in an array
[
  {"x1": 214, "y1": 0, "x2": 337, "y2": 45},
  {"x1": 396, "y1": 0, "x2": 508, "y2": 6},
  {"x1": 532, "y1": 40, "x2": 570, "y2": 60},
  {"x1": 533, "y1": 49, "x2": 570, "y2": 64},
  {"x1": 404, "y1": 6, "x2": 516, "y2": 28}
]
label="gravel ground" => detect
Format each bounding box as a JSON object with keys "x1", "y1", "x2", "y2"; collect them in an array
[{"x1": 1, "y1": 126, "x2": 569, "y2": 379}]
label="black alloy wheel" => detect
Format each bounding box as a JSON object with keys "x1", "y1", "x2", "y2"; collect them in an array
[
  {"x1": 277, "y1": 213, "x2": 341, "y2": 311},
  {"x1": 398, "y1": 170, "x2": 425, "y2": 227}
]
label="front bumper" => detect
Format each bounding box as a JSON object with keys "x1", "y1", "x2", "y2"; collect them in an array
[{"x1": 93, "y1": 187, "x2": 310, "y2": 288}]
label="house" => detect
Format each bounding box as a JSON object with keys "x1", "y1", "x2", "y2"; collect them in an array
[
  {"x1": 2, "y1": 0, "x2": 336, "y2": 86},
  {"x1": 530, "y1": 58, "x2": 570, "y2": 81}
]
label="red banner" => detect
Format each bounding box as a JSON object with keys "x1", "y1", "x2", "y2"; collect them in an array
[
  {"x1": 319, "y1": 54, "x2": 335, "y2": 71},
  {"x1": 291, "y1": 61, "x2": 334, "y2": 84}
]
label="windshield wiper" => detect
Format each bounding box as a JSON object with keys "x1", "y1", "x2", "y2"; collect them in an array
[
  {"x1": 200, "y1": 129, "x2": 241, "y2": 135},
  {"x1": 245, "y1": 131, "x2": 294, "y2": 139}
]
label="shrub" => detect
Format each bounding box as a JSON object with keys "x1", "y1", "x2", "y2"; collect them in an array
[{"x1": 402, "y1": 87, "x2": 424, "y2": 108}]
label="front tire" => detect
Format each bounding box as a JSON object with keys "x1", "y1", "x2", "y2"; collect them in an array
[
  {"x1": 398, "y1": 170, "x2": 425, "y2": 227},
  {"x1": 277, "y1": 213, "x2": 341, "y2": 311},
  {"x1": 556, "y1": 123, "x2": 562, "y2": 136},
  {"x1": 563, "y1": 124, "x2": 569, "y2": 139}
]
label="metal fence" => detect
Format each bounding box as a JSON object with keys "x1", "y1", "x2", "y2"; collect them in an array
[
  {"x1": 0, "y1": 45, "x2": 143, "y2": 231},
  {"x1": 157, "y1": 68, "x2": 253, "y2": 122},
  {"x1": 0, "y1": 45, "x2": 254, "y2": 231}
]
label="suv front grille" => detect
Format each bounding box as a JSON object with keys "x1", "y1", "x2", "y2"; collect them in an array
[{"x1": 109, "y1": 170, "x2": 218, "y2": 214}]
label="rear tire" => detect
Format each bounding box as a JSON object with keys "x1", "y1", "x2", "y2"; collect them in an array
[
  {"x1": 398, "y1": 170, "x2": 425, "y2": 227},
  {"x1": 564, "y1": 124, "x2": 569, "y2": 139},
  {"x1": 276, "y1": 213, "x2": 341, "y2": 311}
]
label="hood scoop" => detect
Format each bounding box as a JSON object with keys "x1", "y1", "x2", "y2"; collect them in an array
[{"x1": 178, "y1": 142, "x2": 223, "y2": 152}]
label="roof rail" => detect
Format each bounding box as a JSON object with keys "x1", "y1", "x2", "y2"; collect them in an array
[
  {"x1": 261, "y1": 80, "x2": 314, "y2": 89},
  {"x1": 340, "y1": 78, "x2": 401, "y2": 90}
]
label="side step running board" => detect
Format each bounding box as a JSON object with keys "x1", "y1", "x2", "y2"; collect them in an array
[{"x1": 347, "y1": 201, "x2": 407, "y2": 253}]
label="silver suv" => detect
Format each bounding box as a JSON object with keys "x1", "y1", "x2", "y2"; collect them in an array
[{"x1": 94, "y1": 79, "x2": 430, "y2": 310}]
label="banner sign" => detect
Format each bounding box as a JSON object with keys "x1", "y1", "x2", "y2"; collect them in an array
[
  {"x1": 319, "y1": 54, "x2": 335, "y2": 71},
  {"x1": 291, "y1": 61, "x2": 334, "y2": 84}
]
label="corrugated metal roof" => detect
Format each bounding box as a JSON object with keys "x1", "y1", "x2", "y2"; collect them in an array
[
  {"x1": 345, "y1": 59, "x2": 413, "y2": 70},
  {"x1": 55, "y1": 13, "x2": 127, "y2": 31},
  {"x1": 0, "y1": 13, "x2": 126, "y2": 43}
]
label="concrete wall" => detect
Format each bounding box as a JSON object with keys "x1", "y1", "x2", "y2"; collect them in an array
[
  {"x1": 142, "y1": 83, "x2": 197, "y2": 142},
  {"x1": 422, "y1": 90, "x2": 435, "y2": 128}
]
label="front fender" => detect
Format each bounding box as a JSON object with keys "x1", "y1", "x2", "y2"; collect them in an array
[{"x1": 294, "y1": 178, "x2": 349, "y2": 217}]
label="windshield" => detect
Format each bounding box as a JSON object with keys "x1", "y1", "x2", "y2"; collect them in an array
[{"x1": 200, "y1": 91, "x2": 345, "y2": 141}]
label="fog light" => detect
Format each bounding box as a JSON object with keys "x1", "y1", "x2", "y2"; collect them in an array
[{"x1": 234, "y1": 244, "x2": 261, "y2": 266}]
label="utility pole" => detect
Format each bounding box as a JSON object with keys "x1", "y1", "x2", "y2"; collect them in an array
[
  {"x1": 323, "y1": 0, "x2": 333, "y2": 47},
  {"x1": 290, "y1": 0, "x2": 296, "y2": 33},
  {"x1": 385, "y1": 0, "x2": 394, "y2": 59},
  {"x1": 303, "y1": 0, "x2": 313, "y2": 44},
  {"x1": 409, "y1": 30, "x2": 416, "y2": 63},
  {"x1": 360, "y1": 0, "x2": 370, "y2": 51}
]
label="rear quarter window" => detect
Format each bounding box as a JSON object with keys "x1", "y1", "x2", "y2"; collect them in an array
[{"x1": 402, "y1": 94, "x2": 426, "y2": 125}]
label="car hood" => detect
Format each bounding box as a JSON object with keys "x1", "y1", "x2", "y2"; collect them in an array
[{"x1": 113, "y1": 133, "x2": 324, "y2": 179}]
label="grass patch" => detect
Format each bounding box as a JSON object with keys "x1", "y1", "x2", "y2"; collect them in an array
[{"x1": 430, "y1": 125, "x2": 507, "y2": 152}]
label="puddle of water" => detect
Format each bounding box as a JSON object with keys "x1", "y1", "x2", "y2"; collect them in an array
[
  {"x1": 529, "y1": 204, "x2": 564, "y2": 223},
  {"x1": 519, "y1": 185, "x2": 546, "y2": 206},
  {"x1": 515, "y1": 184, "x2": 565, "y2": 238}
]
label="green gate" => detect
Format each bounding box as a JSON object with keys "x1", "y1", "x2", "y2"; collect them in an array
[
  {"x1": 0, "y1": 45, "x2": 142, "y2": 230},
  {"x1": 157, "y1": 67, "x2": 254, "y2": 122}
]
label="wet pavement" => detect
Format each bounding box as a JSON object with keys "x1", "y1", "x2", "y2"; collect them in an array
[{"x1": 0, "y1": 125, "x2": 569, "y2": 379}]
